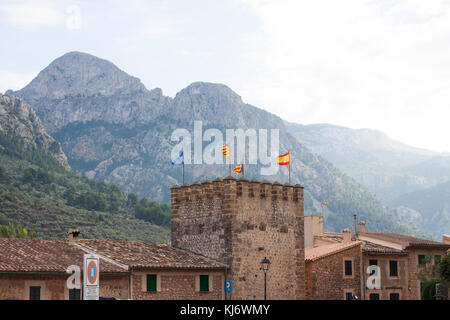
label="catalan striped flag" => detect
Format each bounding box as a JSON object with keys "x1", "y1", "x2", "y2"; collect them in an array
[
  {"x1": 234, "y1": 163, "x2": 242, "y2": 176},
  {"x1": 321, "y1": 201, "x2": 328, "y2": 207},
  {"x1": 222, "y1": 145, "x2": 230, "y2": 157},
  {"x1": 277, "y1": 151, "x2": 290, "y2": 165}
]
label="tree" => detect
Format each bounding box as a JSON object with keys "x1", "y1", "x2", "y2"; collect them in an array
[
  {"x1": 127, "y1": 193, "x2": 138, "y2": 207},
  {"x1": 0, "y1": 166, "x2": 7, "y2": 183},
  {"x1": 0, "y1": 222, "x2": 36, "y2": 239},
  {"x1": 438, "y1": 254, "x2": 450, "y2": 283}
]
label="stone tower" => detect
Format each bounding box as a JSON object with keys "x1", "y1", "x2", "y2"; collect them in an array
[{"x1": 171, "y1": 177, "x2": 305, "y2": 300}]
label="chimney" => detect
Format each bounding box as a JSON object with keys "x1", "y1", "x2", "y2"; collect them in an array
[
  {"x1": 342, "y1": 228, "x2": 352, "y2": 243},
  {"x1": 358, "y1": 221, "x2": 366, "y2": 233},
  {"x1": 68, "y1": 229, "x2": 80, "y2": 242},
  {"x1": 443, "y1": 234, "x2": 450, "y2": 245}
]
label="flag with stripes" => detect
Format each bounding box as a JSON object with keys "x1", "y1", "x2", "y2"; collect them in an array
[
  {"x1": 222, "y1": 145, "x2": 230, "y2": 157},
  {"x1": 234, "y1": 163, "x2": 242, "y2": 176},
  {"x1": 277, "y1": 151, "x2": 290, "y2": 165}
]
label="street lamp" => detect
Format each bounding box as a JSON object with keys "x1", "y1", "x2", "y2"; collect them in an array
[{"x1": 260, "y1": 257, "x2": 271, "y2": 300}]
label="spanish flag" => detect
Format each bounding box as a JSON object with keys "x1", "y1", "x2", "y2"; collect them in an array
[
  {"x1": 277, "y1": 152, "x2": 290, "y2": 165},
  {"x1": 234, "y1": 163, "x2": 242, "y2": 176},
  {"x1": 222, "y1": 145, "x2": 230, "y2": 157}
]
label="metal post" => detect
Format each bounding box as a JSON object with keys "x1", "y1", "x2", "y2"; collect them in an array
[{"x1": 264, "y1": 271, "x2": 267, "y2": 300}]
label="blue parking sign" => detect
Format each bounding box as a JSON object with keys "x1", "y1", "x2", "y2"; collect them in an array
[{"x1": 225, "y1": 280, "x2": 232, "y2": 293}]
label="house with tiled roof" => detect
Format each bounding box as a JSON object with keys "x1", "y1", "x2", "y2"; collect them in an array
[
  {"x1": 0, "y1": 231, "x2": 227, "y2": 300},
  {"x1": 73, "y1": 238, "x2": 227, "y2": 300},
  {"x1": 0, "y1": 237, "x2": 128, "y2": 300},
  {"x1": 304, "y1": 216, "x2": 450, "y2": 300}
]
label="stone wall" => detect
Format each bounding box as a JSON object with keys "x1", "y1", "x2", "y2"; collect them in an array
[
  {"x1": 131, "y1": 270, "x2": 224, "y2": 300},
  {"x1": 171, "y1": 177, "x2": 305, "y2": 300},
  {"x1": 406, "y1": 247, "x2": 449, "y2": 300},
  {"x1": 305, "y1": 243, "x2": 362, "y2": 300},
  {"x1": 362, "y1": 254, "x2": 408, "y2": 300},
  {"x1": 0, "y1": 273, "x2": 129, "y2": 300}
]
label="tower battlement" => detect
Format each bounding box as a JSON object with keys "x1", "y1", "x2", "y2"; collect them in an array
[{"x1": 170, "y1": 177, "x2": 305, "y2": 300}]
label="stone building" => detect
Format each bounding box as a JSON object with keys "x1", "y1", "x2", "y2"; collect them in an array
[
  {"x1": 0, "y1": 235, "x2": 226, "y2": 300},
  {"x1": 0, "y1": 238, "x2": 129, "y2": 300},
  {"x1": 305, "y1": 238, "x2": 362, "y2": 300},
  {"x1": 171, "y1": 177, "x2": 305, "y2": 300},
  {"x1": 304, "y1": 216, "x2": 450, "y2": 300}
]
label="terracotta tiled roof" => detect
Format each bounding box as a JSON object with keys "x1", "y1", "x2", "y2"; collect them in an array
[
  {"x1": 77, "y1": 239, "x2": 227, "y2": 270},
  {"x1": 361, "y1": 241, "x2": 407, "y2": 255},
  {"x1": 305, "y1": 241, "x2": 362, "y2": 262},
  {"x1": 360, "y1": 232, "x2": 450, "y2": 248},
  {"x1": 0, "y1": 238, "x2": 127, "y2": 273}
]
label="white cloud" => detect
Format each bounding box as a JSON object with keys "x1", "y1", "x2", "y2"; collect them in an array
[
  {"x1": 0, "y1": 70, "x2": 36, "y2": 93},
  {"x1": 235, "y1": 0, "x2": 450, "y2": 152},
  {"x1": 0, "y1": 1, "x2": 65, "y2": 28}
]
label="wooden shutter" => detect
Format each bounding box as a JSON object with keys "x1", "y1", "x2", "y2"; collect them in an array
[
  {"x1": 29, "y1": 286, "x2": 41, "y2": 300},
  {"x1": 69, "y1": 288, "x2": 81, "y2": 300},
  {"x1": 389, "y1": 261, "x2": 398, "y2": 277},
  {"x1": 146, "y1": 274, "x2": 157, "y2": 292},
  {"x1": 344, "y1": 260, "x2": 352, "y2": 276},
  {"x1": 199, "y1": 275, "x2": 209, "y2": 292},
  {"x1": 390, "y1": 293, "x2": 400, "y2": 300}
]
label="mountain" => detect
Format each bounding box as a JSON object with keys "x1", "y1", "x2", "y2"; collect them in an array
[
  {"x1": 391, "y1": 180, "x2": 450, "y2": 238},
  {"x1": 0, "y1": 93, "x2": 69, "y2": 169},
  {"x1": 8, "y1": 51, "x2": 421, "y2": 236},
  {"x1": 0, "y1": 92, "x2": 170, "y2": 241},
  {"x1": 285, "y1": 122, "x2": 450, "y2": 202},
  {"x1": 285, "y1": 122, "x2": 450, "y2": 240}
]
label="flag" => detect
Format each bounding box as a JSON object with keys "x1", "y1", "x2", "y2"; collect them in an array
[
  {"x1": 277, "y1": 152, "x2": 290, "y2": 165},
  {"x1": 321, "y1": 201, "x2": 328, "y2": 207},
  {"x1": 234, "y1": 163, "x2": 242, "y2": 176},
  {"x1": 222, "y1": 145, "x2": 230, "y2": 157},
  {"x1": 172, "y1": 151, "x2": 184, "y2": 165}
]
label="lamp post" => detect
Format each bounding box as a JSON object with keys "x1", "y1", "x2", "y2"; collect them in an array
[{"x1": 260, "y1": 257, "x2": 271, "y2": 300}]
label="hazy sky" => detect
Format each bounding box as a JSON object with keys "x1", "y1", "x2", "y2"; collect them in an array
[{"x1": 1, "y1": 0, "x2": 450, "y2": 152}]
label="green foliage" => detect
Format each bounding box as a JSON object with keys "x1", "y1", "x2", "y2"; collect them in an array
[
  {"x1": 0, "y1": 131, "x2": 171, "y2": 241},
  {"x1": 417, "y1": 254, "x2": 441, "y2": 282},
  {"x1": 0, "y1": 131, "x2": 65, "y2": 173},
  {"x1": 134, "y1": 199, "x2": 171, "y2": 227},
  {"x1": 0, "y1": 165, "x2": 8, "y2": 183},
  {"x1": 438, "y1": 254, "x2": 450, "y2": 283},
  {"x1": 0, "y1": 222, "x2": 36, "y2": 239}
]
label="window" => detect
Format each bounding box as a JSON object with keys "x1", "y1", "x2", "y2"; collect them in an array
[
  {"x1": 434, "y1": 255, "x2": 442, "y2": 265},
  {"x1": 389, "y1": 260, "x2": 398, "y2": 277},
  {"x1": 418, "y1": 255, "x2": 426, "y2": 265},
  {"x1": 69, "y1": 288, "x2": 81, "y2": 300},
  {"x1": 369, "y1": 293, "x2": 380, "y2": 300},
  {"x1": 29, "y1": 286, "x2": 41, "y2": 300},
  {"x1": 345, "y1": 292, "x2": 353, "y2": 300},
  {"x1": 344, "y1": 260, "x2": 352, "y2": 276},
  {"x1": 146, "y1": 274, "x2": 157, "y2": 292},
  {"x1": 369, "y1": 259, "x2": 378, "y2": 275},
  {"x1": 199, "y1": 275, "x2": 209, "y2": 292},
  {"x1": 390, "y1": 293, "x2": 400, "y2": 300}
]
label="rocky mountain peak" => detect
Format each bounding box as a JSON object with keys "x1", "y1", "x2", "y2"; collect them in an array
[
  {"x1": 0, "y1": 93, "x2": 69, "y2": 169},
  {"x1": 12, "y1": 51, "x2": 146, "y2": 101}
]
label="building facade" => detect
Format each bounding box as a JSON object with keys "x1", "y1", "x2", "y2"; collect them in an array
[{"x1": 171, "y1": 177, "x2": 305, "y2": 300}]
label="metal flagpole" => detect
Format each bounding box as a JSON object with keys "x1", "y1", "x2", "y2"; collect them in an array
[
  {"x1": 182, "y1": 161, "x2": 185, "y2": 185},
  {"x1": 288, "y1": 151, "x2": 291, "y2": 185}
]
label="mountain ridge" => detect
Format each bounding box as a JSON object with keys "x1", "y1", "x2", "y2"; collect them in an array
[{"x1": 8, "y1": 51, "x2": 422, "y2": 237}]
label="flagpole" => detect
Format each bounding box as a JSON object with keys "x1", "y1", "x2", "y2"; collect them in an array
[
  {"x1": 182, "y1": 161, "x2": 185, "y2": 185},
  {"x1": 289, "y1": 151, "x2": 291, "y2": 185},
  {"x1": 242, "y1": 163, "x2": 245, "y2": 178}
]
